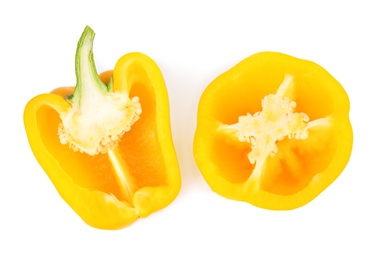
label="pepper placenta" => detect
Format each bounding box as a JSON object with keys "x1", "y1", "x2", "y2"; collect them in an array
[
  {"x1": 193, "y1": 52, "x2": 353, "y2": 210},
  {"x1": 24, "y1": 26, "x2": 181, "y2": 229}
]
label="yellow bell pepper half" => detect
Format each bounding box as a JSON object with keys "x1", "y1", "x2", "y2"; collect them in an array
[
  {"x1": 194, "y1": 52, "x2": 353, "y2": 210},
  {"x1": 24, "y1": 26, "x2": 181, "y2": 229}
]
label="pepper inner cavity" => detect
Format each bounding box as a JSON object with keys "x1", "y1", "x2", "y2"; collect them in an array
[{"x1": 220, "y1": 74, "x2": 328, "y2": 186}]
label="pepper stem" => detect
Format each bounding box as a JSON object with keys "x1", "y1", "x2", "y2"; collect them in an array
[
  {"x1": 70, "y1": 26, "x2": 108, "y2": 105},
  {"x1": 58, "y1": 26, "x2": 142, "y2": 156}
]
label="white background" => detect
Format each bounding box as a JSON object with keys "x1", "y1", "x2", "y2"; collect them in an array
[{"x1": 1, "y1": 1, "x2": 377, "y2": 259}]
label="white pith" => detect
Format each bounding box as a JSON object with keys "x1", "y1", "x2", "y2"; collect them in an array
[
  {"x1": 220, "y1": 74, "x2": 329, "y2": 183},
  {"x1": 58, "y1": 92, "x2": 141, "y2": 156}
]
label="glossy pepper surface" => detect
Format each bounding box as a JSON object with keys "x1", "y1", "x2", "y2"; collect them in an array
[
  {"x1": 24, "y1": 26, "x2": 181, "y2": 229},
  {"x1": 193, "y1": 52, "x2": 352, "y2": 210}
]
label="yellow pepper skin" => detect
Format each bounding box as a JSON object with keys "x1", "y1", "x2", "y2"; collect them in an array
[
  {"x1": 24, "y1": 27, "x2": 181, "y2": 229},
  {"x1": 194, "y1": 52, "x2": 352, "y2": 210}
]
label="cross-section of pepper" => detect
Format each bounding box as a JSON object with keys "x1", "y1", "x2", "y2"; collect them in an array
[
  {"x1": 193, "y1": 52, "x2": 353, "y2": 210},
  {"x1": 24, "y1": 26, "x2": 181, "y2": 229}
]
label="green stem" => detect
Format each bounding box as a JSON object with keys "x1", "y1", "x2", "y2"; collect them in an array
[{"x1": 69, "y1": 26, "x2": 108, "y2": 105}]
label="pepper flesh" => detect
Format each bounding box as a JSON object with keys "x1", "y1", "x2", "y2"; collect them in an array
[
  {"x1": 193, "y1": 52, "x2": 353, "y2": 210},
  {"x1": 24, "y1": 26, "x2": 181, "y2": 229}
]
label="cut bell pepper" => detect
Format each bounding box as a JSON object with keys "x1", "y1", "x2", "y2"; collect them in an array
[
  {"x1": 24, "y1": 26, "x2": 181, "y2": 229},
  {"x1": 193, "y1": 52, "x2": 353, "y2": 210}
]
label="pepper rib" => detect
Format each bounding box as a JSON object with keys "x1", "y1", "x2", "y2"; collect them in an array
[{"x1": 108, "y1": 148, "x2": 138, "y2": 204}]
